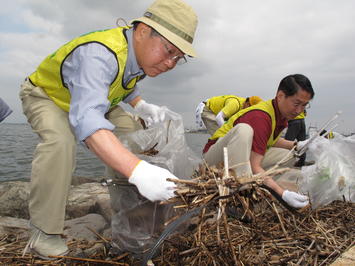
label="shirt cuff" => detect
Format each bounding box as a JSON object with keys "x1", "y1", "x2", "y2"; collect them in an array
[{"x1": 73, "y1": 109, "x2": 115, "y2": 144}]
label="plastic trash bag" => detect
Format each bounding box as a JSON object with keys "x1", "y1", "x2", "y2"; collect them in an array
[
  {"x1": 110, "y1": 108, "x2": 201, "y2": 257},
  {"x1": 195, "y1": 101, "x2": 206, "y2": 130},
  {"x1": 299, "y1": 133, "x2": 355, "y2": 209},
  {"x1": 127, "y1": 107, "x2": 201, "y2": 179}
]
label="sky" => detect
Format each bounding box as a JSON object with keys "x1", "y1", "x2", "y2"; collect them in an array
[{"x1": 0, "y1": 0, "x2": 354, "y2": 134}]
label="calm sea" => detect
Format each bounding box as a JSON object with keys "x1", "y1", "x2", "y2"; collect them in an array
[{"x1": 0, "y1": 123, "x2": 208, "y2": 182}]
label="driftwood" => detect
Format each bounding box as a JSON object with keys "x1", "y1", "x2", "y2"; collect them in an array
[
  {"x1": 139, "y1": 142, "x2": 159, "y2": 156},
  {"x1": 152, "y1": 162, "x2": 354, "y2": 265},
  {"x1": 0, "y1": 162, "x2": 354, "y2": 265}
]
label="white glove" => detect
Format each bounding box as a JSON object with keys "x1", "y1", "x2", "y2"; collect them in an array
[
  {"x1": 295, "y1": 139, "x2": 311, "y2": 157},
  {"x1": 216, "y1": 111, "x2": 225, "y2": 127},
  {"x1": 282, "y1": 190, "x2": 309, "y2": 208},
  {"x1": 128, "y1": 160, "x2": 178, "y2": 202},
  {"x1": 296, "y1": 139, "x2": 309, "y2": 152},
  {"x1": 134, "y1": 100, "x2": 165, "y2": 127}
]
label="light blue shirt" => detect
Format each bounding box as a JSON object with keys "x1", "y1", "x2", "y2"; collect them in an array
[{"x1": 62, "y1": 28, "x2": 144, "y2": 143}]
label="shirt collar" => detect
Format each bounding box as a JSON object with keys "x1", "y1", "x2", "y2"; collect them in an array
[
  {"x1": 272, "y1": 98, "x2": 288, "y2": 127},
  {"x1": 124, "y1": 28, "x2": 145, "y2": 81}
]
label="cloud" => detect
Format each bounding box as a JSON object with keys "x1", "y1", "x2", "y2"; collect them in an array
[{"x1": 1, "y1": 0, "x2": 354, "y2": 134}]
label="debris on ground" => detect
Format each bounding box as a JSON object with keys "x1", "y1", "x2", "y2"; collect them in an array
[{"x1": 0, "y1": 164, "x2": 353, "y2": 265}]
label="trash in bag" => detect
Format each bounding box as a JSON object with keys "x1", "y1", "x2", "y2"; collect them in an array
[
  {"x1": 299, "y1": 133, "x2": 355, "y2": 209},
  {"x1": 109, "y1": 108, "x2": 201, "y2": 257}
]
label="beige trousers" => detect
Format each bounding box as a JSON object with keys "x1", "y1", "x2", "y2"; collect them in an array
[
  {"x1": 201, "y1": 106, "x2": 219, "y2": 135},
  {"x1": 19, "y1": 79, "x2": 142, "y2": 234},
  {"x1": 203, "y1": 123, "x2": 295, "y2": 176}
]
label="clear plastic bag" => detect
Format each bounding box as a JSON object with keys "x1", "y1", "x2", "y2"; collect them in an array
[
  {"x1": 299, "y1": 133, "x2": 355, "y2": 209},
  {"x1": 110, "y1": 108, "x2": 201, "y2": 256}
]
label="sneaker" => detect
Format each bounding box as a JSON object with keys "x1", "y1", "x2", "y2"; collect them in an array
[{"x1": 22, "y1": 227, "x2": 69, "y2": 260}]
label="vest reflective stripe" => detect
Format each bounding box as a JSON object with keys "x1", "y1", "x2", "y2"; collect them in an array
[
  {"x1": 29, "y1": 27, "x2": 138, "y2": 112},
  {"x1": 206, "y1": 95, "x2": 246, "y2": 116},
  {"x1": 211, "y1": 100, "x2": 280, "y2": 149}
]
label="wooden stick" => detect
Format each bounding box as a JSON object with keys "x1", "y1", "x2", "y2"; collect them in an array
[{"x1": 271, "y1": 202, "x2": 288, "y2": 238}]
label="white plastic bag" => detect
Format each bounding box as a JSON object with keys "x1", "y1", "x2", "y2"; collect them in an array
[
  {"x1": 110, "y1": 108, "x2": 201, "y2": 256},
  {"x1": 299, "y1": 133, "x2": 355, "y2": 209},
  {"x1": 128, "y1": 107, "x2": 201, "y2": 179}
]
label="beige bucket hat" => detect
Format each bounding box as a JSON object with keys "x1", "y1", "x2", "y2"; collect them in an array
[{"x1": 130, "y1": 0, "x2": 198, "y2": 57}]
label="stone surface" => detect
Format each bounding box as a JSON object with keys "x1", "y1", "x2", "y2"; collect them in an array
[
  {"x1": 0, "y1": 180, "x2": 112, "y2": 221},
  {"x1": 330, "y1": 245, "x2": 355, "y2": 266},
  {"x1": 66, "y1": 182, "x2": 111, "y2": 221},
  {"x1": 64, "y1": 213, "x2": 108, "y2": 241},
  {"x1": 0, "y1": 216, "x2": 29, "y2": 229},
  {"x1": 0, "y1": 181, "x2": 30, "y2": 219},
  {"x1": 0, "y1": 179, "x2": 113, "y2": 244}
]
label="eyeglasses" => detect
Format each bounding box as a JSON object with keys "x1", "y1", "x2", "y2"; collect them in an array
[
  {"x1": 161, "y1": 38, "x2": 187, "y2": 65},
  {"x1": 291, "y1": 100, "x2": 311, "y2": 109}
]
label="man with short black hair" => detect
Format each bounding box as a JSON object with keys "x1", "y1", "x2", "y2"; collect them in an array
[{"x1": 203, "y1": 74, "x2": 314, "y2": 209}]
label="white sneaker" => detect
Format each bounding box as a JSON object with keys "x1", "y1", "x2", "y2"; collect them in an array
[{"x1": 22, "y1": 227, "x2": 69, "y2": 260}]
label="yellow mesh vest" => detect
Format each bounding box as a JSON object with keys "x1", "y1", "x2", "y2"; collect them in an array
[
  {"x1": 294, "y1": 111, "x2": 305, "y2": 119},
  {"x1": 29, "y1": 27, "x2": 139, "y2": 112},
  {"x1": 206, "y1": 95, "x2": 246, "y2": 117},
  {"x1": 211, "y1": 100, "x2": 280, "y2": 149}
]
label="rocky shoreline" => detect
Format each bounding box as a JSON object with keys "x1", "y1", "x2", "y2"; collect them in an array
[
  {"x1": 0, "y1": 176, "x2": 113, "y2": 258},
  {"x1": 0, "y1": 170, "x2": 303, "y2": 254},
  {"x1": 1, "y1": 173, "x2": 354, "y2": 265}
]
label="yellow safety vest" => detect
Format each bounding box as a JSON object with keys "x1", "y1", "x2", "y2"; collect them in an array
[
  {"x1": 326, "y1": 131, "x2": 334, "y2": 139},
  {"x1": 211, "y1": 100, "x2": 281, "y2": 149},
  {"x1": 294, "y1": 111, "x2": 305, "y2": 120},
  {"x1": 29, "y1": 27, "x2": 142, "y2": 112},
  {"x1": 206, "y1": 95, "x2": 246, "y2": 118}
]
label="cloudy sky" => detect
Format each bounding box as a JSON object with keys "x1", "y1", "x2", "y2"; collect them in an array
[{"x1": 1, "y1": 0, "x2": 354, "y2": 134}]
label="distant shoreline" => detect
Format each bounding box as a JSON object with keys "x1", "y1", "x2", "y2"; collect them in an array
[{"x1": 2, "y1": 123, "x2": 354, "y2": 136}]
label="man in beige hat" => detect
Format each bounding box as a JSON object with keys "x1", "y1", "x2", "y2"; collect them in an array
[{"x1": 20, "y1": 0, "x2": 198, "y2": 259}]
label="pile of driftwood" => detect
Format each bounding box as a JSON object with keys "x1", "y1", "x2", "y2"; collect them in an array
[
  {"x1": 0, "y1": 162, "x2": 354, "y2": 265},
  {"x1": 151, "y1": 162, "x2": 354, "y2": 265}
]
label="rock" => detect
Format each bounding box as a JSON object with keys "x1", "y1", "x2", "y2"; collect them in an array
[
  {"x1": 0, "y1": 216, "x2": 30, "y2": 240},
  {"x1": 71, "y1": 175, "x2": 102, "y2": 186},
  {"x1": 0, "y1": 213, "x2": 109, "y2": 245},
  {"x1": 64, "y1": 213, "x2": 108, "y2": 242},
  {"x1": 66, "y1": 183, "x2": 112, "y2": 221},
  {"x1": 0, "y1": 181, "x2": 112, "y2": 222},
  {"x1": 0, "y1": 181, "x2": 30, "y2": 219},
  {"x1": 0, "y1": 216, "x2": 29, "y2": 229}
]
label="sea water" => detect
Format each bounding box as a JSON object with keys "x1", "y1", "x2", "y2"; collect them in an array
[{"x1": 0, "y1": 123, "x2": 208, "y2": 182}]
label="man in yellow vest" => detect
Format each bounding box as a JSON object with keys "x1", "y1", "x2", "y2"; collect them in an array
[
  {"x1": 19, "y1": 0, "x2": 198, "y2": 259},
  {"x1": 203, "y1": 74, "x2": 314, "y2": 209},
  {"x1": 285, "y1": 110, "x2": 310, "y2": 167},
  {"x1": 196, "y1": 95, "x2": 263, "y2": 135}
]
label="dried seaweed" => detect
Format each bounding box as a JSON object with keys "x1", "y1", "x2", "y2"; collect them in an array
[
  {"x1": 0, "y1": 163, "x2": 353, "y2": 265},
  {"x1": 152, "y1": 163, "x2": 355, "y2": 266}
]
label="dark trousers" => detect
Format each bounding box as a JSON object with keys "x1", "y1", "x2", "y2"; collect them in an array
[{"x1": 285, "y1": 119, "x2": 306, "y2": 165}]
